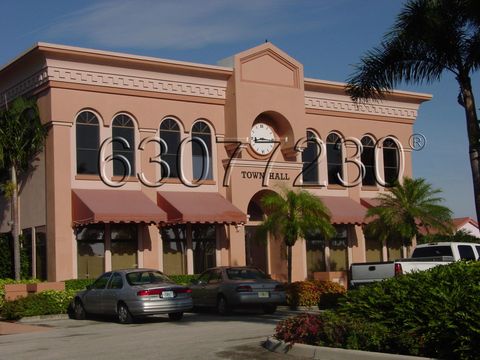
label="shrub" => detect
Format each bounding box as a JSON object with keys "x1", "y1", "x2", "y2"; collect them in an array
[
  {"x1": 275, "y1": 313, "x2": 324, "y2": 345},
  {"x1": 285, "y1": 280, "x2": 345, "y2": 308},
  {"x1": 275, "y1": 311, "x2": 391, "y2": 351},
  {"x1": 1, "y1": 289, "x2": 76, "y2": 320},
  {"x1": 338, "y1": 261, "x2": 480, "y2": 359},
  {"x1": 314, "y1": 280, "x2": 346, "y2": 309},
  {"x1": 64, "y1": 279, "x2": 95, "y2": 291},
  {"x1": 168, "y1": 274, "x2": 198, "y2": 285},
  {"x1": 286, "y1": 281, "x2": 320, "y2": 307}
]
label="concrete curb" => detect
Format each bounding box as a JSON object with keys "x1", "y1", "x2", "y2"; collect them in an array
[
  {"x1": 263, "y1": 336, "x2": 433, "y2": 360},
  {"x1": 277, "y1": 306, "x2": 322, "y2": 313},
  {"x1": 17, "y1": 314, "x2": 69, "y2": 323}
]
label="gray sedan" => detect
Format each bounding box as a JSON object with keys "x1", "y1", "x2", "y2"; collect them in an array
[
  {"x1": 72, "y1": 269, "x2": 193, "y2": 324},
  {"x1": 190, "y1": 267, "x2": 286, "y2": 315}
]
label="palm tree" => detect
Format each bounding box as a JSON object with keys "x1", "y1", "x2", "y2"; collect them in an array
[
  {"x1": 365, "y1": 177, "x2": 453, "y2": 256},
  {"x1": 346, "y1": 0, "x2": 480, "y2": 226},
  {"x1": 257, "y1": 188, "x2": 335, "y2": 283},
  {"x1": 0, "y1": 97, "x2": 47, "y2": 280}
]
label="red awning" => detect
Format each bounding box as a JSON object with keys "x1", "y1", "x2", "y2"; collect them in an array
[
  {"x1": 320, "y1": 196, "x2": 368, "y2": 225},
  {"x1": 157, "y1": 191, "x2": 247, "y2": 224},
  {"x1": 72, "y1": 189, "x2": 167, "y2": 226},
  {"x1": 360, "y1": 197, "x2": 382, "y2": 209}
]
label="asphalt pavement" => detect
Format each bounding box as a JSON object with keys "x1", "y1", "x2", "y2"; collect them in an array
[{"x1": 0, "y1": 309, "x2": 306, "y2": 360}]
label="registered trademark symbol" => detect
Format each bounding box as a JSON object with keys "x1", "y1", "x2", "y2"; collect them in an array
[{"x1": 409, "y1": 133, "x2": 426, "y2": 151}]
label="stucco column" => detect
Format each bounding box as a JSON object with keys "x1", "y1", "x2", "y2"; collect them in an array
[
  {"x1": 31, "y1": 227, "x2": 36, "y2": 279},
  {"x1": 215, "y1": 225, "x2": 222, "y2": 266},
  {"x1": 142, "y1": 224, "x2": 162, "y2": 270},
  {"x1": 104, "y1": 223, "x2": 111, "y2": 271},
  {"x1": 186, "y1": 223, "x2": 194, "y2": 274},
  {"x1": 138, "y1": 128, "x2": 163, "y2": 271},
  {"x1": 45, "y1": 123, "x2": 74, "y2": 281},
  {"x1": 351, "y1": 225, "x2": 366, "y2": 263},
  {"x1": 137, "y1": 223, "x2": 144, "y2": 268},
  {"x1": 382, "y1": 239, "x2": 388, "y2": 261},
  {"x1": 324, "y1": 239, "x2": 331, "y2": 272},
  {"x1": 228, "y1": 224, "x2": 246, "y2": 267}
]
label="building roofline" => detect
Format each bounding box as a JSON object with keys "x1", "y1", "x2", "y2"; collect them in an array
[
  {"x1": 304, "y1": 77, "x2": 432, "y2": 103},
  {"x1": 453, "y1": 217, "x2": 479, "y2": 229},
  {"x1": 1, "y1": 42, "x2": 433, "y2": 103},
  {"x1": 0, "y1": 42, "x2": 233, "y2": 80}
]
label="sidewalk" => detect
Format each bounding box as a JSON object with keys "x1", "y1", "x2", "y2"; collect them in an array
[
  {"x1": 0, "y1": 321, "x2": 51, "y2": 335},
  {"x1": 0, "y1": 313, "x2": 70, "y2": 335}
]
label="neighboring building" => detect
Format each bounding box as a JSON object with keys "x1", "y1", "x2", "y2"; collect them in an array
[
  {"x1": 453, "y1": 217, "x2": 480, "y2": 238},
  {"x1": 0, "y1": 42, "x2": 431, "y2": 285}
]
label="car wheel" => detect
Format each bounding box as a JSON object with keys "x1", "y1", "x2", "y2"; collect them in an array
[
  {"x1": 168, "y1": 312, "x2": 184, "y2": 321},
  {"x1": 74, "y1": 300, "x2": 86, "y2": 320},
  {"x1": 263, "y1": 304, "x2": 277, "y2": 314},
  {"x1": 217, "y1": 296, "x2": 231, "y2": 316},
  {"x1": 117, "y1": 303, "x2": 134, "y2": 324}
]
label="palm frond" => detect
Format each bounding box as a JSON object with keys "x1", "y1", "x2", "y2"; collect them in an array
[
  {"x1": 346, "y1": 0, "x2": 480, "y2": 102},
  {"x1": 365, "y1": 176, "x2": 452, "y2": 245}
]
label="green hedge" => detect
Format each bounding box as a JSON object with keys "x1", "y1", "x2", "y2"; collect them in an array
[
  {"x1": 1, "y1": 290, "x2": 76, "y2": 320},
  {"x1": 64, "y1": 279, "x2": 95, "y2": 291},
  {"x1": 285, "y1": 280, "x2": 346, "y2": 308},
  {"x1": 276, "y1": 261, "x2": 480, "y2": 359},
  {"x1": 168, "y1": 274, "x2": 198, "y2": 285}
]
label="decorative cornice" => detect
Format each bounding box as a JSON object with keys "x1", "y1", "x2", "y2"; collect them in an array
[
  {"x1": 1, "y1": 68, "x2": 49, "y2": 103},
  {"x1": 2, "y1": 65, "x2": 418, "y2": 122},
  {"x1": 48, "y1": 67, "x2": 226, "y2": 99},
  {"x1": 305, "y1": 95, "x2": 418, "y2": 119},
  {"x1": 1, "y1": 65, "x2": 227, "y2": 102}
]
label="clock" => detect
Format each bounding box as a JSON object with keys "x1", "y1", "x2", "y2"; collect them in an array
[{"x1": 250, "y1": 123, "x2": 275, "y2": 155}]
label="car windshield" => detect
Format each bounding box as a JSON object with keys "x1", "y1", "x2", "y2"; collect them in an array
[
  {"x1": 126, "y1": 271, "x2": 173, "y2": 286},
  {"x1": 226, "y1": 268, "x2": 267, "y2": 280}
]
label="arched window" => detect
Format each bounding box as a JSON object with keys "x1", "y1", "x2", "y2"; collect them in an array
[
  {"x1": 383, "y1": 138, "x2": 399, "y2": 186},
  {"x1": 191, "y1": 121, "x2": 213, "y2": 180},
  {"x1": 76, "y1": 111, "x2": 99, "y2": 175},
  {"x1": 326, "y1": 133, "x2": 343, "y2": 185},
  {"x1": 302, "y1": 130, "x2": 319, "y2": 184},
  {"x1": 160, "y1": 118, "x2": 180, "y2": 178},
  {"x1": 361, "y1": 136, "x2": 376, "y2": 186},
  {"x1": 112, "y1": 114, "x2": 135, "y2": 177}
]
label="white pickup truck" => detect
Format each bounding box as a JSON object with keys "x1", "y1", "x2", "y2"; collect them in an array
[{"x1": 350, "y1": 242, "x2": 480, "y2": 287}]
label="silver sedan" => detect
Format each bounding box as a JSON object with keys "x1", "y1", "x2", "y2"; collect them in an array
[
  {"x1": 190, "y1": 266, "x2": 286, "y2": 315},
  {"x1": 72, "y1": 269, "x2": 193, "y2": 323}
]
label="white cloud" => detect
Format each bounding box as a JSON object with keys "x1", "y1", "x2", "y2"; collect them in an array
[{"x1": 42, "y1": 0, "x2": 321, "y2": 50}]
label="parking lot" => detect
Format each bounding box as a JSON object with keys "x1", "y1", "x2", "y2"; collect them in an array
[{"x1": 0, "y1": 309, "x2": 303, "y2": 360}]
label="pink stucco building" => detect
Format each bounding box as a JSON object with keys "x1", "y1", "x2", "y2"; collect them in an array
[{"x1": 0, "y1": 42, "x2": 431, "y2": 284}]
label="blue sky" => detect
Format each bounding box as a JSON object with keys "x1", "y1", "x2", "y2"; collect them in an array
[{"x1": 1, "y1": 0, "x2": 478, "y2": 219}]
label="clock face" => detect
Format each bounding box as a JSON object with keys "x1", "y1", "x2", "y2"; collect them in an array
[{"x1": 250, "y1": 123, "x2": 275, "y2": 155}]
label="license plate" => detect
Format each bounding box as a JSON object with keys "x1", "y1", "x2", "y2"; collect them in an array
[
  {"x1": 162, "y1": 291, "x2": 174, "y2": 299},
  {"x1": 258, "y1": 291, "x2": 270, "y2": 298}
]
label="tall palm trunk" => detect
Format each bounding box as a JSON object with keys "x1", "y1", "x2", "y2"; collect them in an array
[
  {"x1": 287, "y1": 245, "x2": 292, "y2": 284},
  {"x1": 459, "y1": 75, "x2": 480, "y2": 226},
  {"x1": 11, "y1": 165, "x2": 20, "y2": 280}
]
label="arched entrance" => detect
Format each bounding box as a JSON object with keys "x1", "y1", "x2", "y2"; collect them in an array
[{"x1": 245, "y1": 190, "x2": 275, "y2": 274}]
